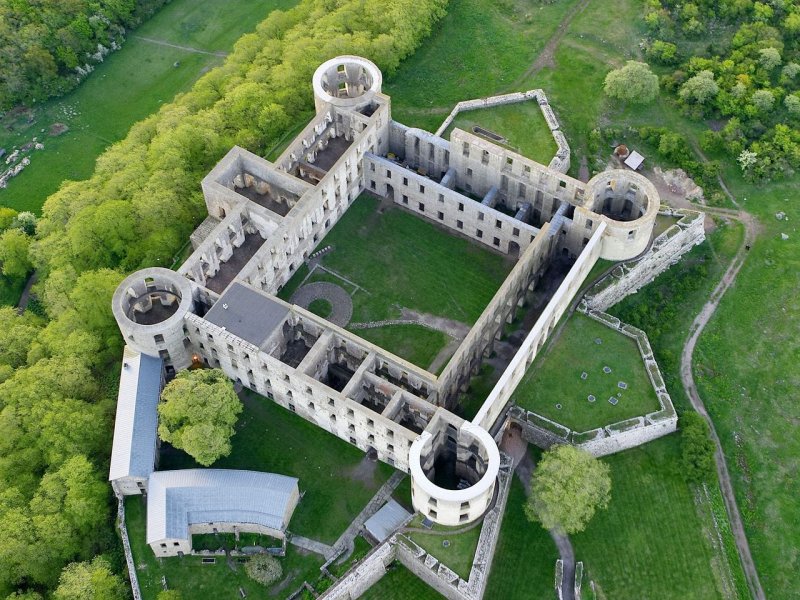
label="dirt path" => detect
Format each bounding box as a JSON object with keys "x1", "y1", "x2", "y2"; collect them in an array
[
  {"x1": 132, "y1": 35, "x2": 228, "y2": 57},
  {"x1": 679, "y1": 203, "x2": 765, "y2": 600},
  {"x1": 15, "y1": 271, "x2": 36, "y2": 314},
  {"x1": 507, "y1": 0, "x2": 593, "y2": 90}
]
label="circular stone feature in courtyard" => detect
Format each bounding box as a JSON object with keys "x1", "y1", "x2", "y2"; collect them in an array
[
  {"x1": 442, "y1": 540, "x2": 451, "y2": 548},
  {"x1": 588, "y1": 395, "x2": 596, "y2": 403},
  {"x1": 291, "y1": 282, "x2": 353, "y2": 327}
]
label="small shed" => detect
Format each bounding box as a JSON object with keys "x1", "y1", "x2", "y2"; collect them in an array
[
  {"x1": 363, "y1": 499, "x2": 411, "y2": 543},
  {"x1": 624, "y1": 150, "x2": 645, "y2": 171}
]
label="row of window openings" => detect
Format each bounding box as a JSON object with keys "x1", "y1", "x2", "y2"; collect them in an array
[{"x1": 427, "y1": 509, "x2": 471, "y2": 524}]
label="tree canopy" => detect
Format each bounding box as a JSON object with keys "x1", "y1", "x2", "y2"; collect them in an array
[
  {"x1": 245, "y1": 554, "x2": 283, "y2": 586},
  {"x1": 158, "y1": 369, "x2": 242, "y2": 466},
  {"x1": 525, "y1": 445, "x2": 611, "y2": 534},
  {"x1": 680, "y1": 411, "x2": 716, "y2": 484},
  {"x1": 604, "y1": 61, "x2": 660, "y2": 104},
  {"x1": 52, "y1": 556, "x2": 127, "y2": 600}
]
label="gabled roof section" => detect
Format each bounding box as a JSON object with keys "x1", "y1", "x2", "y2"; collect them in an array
[
  {"x1": 109, "y1": 346, "x2": 163, "y2": 482},
  {"x1": 146, "y1": 469, "x2": 299, "y2": 544},
  {"x1": 364, "y1": 499, "x2": 411, "y2": 542}
]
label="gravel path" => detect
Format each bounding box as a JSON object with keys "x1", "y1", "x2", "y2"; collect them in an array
[
  {"x1": 291, "y1": 282, "x2": 353, "y2": 327},
  {"x1": 680, "y1": 203, "x2": 765, "y2": 600}
]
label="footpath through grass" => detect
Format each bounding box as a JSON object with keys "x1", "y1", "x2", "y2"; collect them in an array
[
  {"x1": 0, "y1": 0, "x2": 297, "y2": 214},
  {"x1": 445, "y1": 101, "x2": 557, "y2": 165},
  {"x1": 513, "y1": 313, "x2": 661, "y2": 432},
  {"x1": 159, "y1": 389, "x2": 394, "y2": 544}
]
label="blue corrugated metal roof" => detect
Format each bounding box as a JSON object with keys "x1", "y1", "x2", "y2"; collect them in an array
[
  {"x1": 146, "y1": 469, "x2": 299, "y2": 544},
  {"x1": 109, "y1": 347, "x2": 163, "y2": 482}
]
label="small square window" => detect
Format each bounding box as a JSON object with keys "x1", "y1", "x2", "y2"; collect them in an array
[
  {"x1": 418, "y1": 202, "x2": 425, "y2": 212},
  {"x1": 495, "y1": 219, "x2": 502, "y2": 228},
  {"x1": 370, "y1": 163, "x2": 375, "y2": 172},
  {"x1": 457, "y1": 220, "x2": 463, "y2": 229},
  {"x1": 402, "y1": 195, "x2": 408, "y2": 204},
  {"x1": 458, "y1": 202, "x2": 464, "y2": 212},
  {"x1": 419, "y1": 184, "x2": 425, "y2": 193},
  {"x1": 347, "y1": 408, "x2": 354, "y2": 417},
  {"x1": 154, "y1": 334, "x2": 164, "y2": 344},
  {"x1": 585, "y1": 219, "x2": 594, "y2": 229},
  {"x1": 438, "y1": 211, "x2": 444, "y2": 220},
  {"x1": 512, "y1": 227, "x2": 519, "y2": 237},
  {"x1": 370, "y1": 180, "x2": 376, "y2": 190},
  {"x1": 403, "y1": 177, "x2": 408, "y2": 186},
  {"x1": 386, "y1": 170, "x2": 392, "y2": 178},
  {"x1": 493, "y1": 237, "x2": 500, "y2": 246},
  {"x1": 467, "y1": 168, "x2": 473, "y2": 178},
  {"x1": 478, "y1": 212, "x2": 484, "y2": 221},
  {"x1": 476, "y1": 229, "x2": 483, "y2": 238},
  {"x1": 288, "y1": 404, "x2": 295, "y2": 412},
  {"x1": 438, "y1": 193, "x2": 444, "y2": 202}
]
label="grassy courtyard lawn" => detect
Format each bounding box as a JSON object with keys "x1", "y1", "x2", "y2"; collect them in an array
[
  {"x1": 444, "y1": 101, "x2": 557, "y2": 166},
  {"x1": 513, "y1": 313, "x2": 661, "y2": 432},
  {"x1": 455, "y1": 363, "x2": 499, "y2": 421},
  {"x1": 126, "y1": 496, "x2": 323, "y2": 599},
  {"x1": 280, "y1": 194, "x2": 512, "y2": 366},
  {"x1": 403, "y1": 515, "x2": 482, "y2": 580},
  {"x1": 573, "y1": 436, "x2": 733, "y2": 599},
  {"x1": 360, "y1": 563, "x2": 444, "y2": 600},
  {"x1": 484, "y1": 477, "x2": 559, "y2": 599},
  {"x1": 354, "y1": 325, "x2": 450, "y2": 371},
  {"x1": 0, "y1": 0, "x2": 297, "y2": 214},
  {"x1": 308, "y1": 298, "x2": 333, "y2": 319},
  {"x1": 159, "y1": 389, "x2": 394, "y2": 544}
]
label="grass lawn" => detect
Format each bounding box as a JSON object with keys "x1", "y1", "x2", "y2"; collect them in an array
[
  {"x1": 384, "y1": 0, "x2": 583, "y2": 133},
  {"x1": 158, "y1": 389, "x2": 395, "y2": 545},
  {"x1": 455, "y1": 363, "x2": 499, "y2": 421},
  {"x1": 126, "y1": 496, "x2": 323, "y2": 599},
  {"x1": 308, "y1": 298, "x2": 333, "y2": 319},
  {"x1": 484, "y1": 477, "x2": 559, "y2": 599},
  {"x1": 328, "y1": 536, "x2": 373, "y2": 578},
  {"x1": 354, "y1": 325, "x2": 450, "y2": 371},
  {"x1": 403, "y1": 515, "x2": 482, "y2": 580},
  {"x1": 445, "y1": 101, "x2": 557, "y2": 165},
  {"x1": 0, "y1": 0, "x2": 297, "y2": 214},
  {"x1": 513, "y1": 313, "x2": 661, "y2": 432},
  {"x1": 280, "y1": 194, "x2": 512, "y2": 365},
  {"x1": 359, "y1": 563, "x2": 444, "y2": 600},
  {"x1": 573, "y1": 435, "x2": 735, "y2": 599}
]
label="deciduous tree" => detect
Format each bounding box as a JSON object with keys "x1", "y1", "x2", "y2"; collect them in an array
[{"x1": 604, "y1": 61, "x2": 660, "y2": 104}]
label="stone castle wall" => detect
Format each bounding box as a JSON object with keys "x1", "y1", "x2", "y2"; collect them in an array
[{"x1": 584, "y1": 208, "x2": 705, "y2": 311}]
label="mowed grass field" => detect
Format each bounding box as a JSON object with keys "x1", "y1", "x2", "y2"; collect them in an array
[
  {"x1": 360, "y1": 564, "x2": 444, "y2": 600},
  {"x1": 403, "y1": 515, "x2": 482, "y2": 579},
  {"x1": 159, "y1": 389, "x2": 394, "y2": 544},
  {"x1": 384, "y1": 0, "x2": 584, "y2": 133},
  {"x1": 354, "y1": 325, "x2": 451, "y2": 371},
  {"x1": 0, "y1": 0, "x2": 297, "y2": 214},
  {"x1": 513, "y1": 313, "x2": 661, "y2": 432},
  {"x1": 125, "y1": 497, "x2": 324, "y2": 599},
  {"x1": 444, "y1": 101, "x2": 557, "y2": 166},
  {"x1": 573, "y1": 436, "x2": 733, "y2": 599}
]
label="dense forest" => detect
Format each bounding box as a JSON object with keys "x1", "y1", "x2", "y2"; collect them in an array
[
  {"x1": 644, "y1": 0, "x2": 800, "y2": 180},
  {"x1": 0, "y1": 0, "x2": 448, "y2": 596},
  {"x1": 0, "y1": 0, "x2": 172, "y2": 109}
]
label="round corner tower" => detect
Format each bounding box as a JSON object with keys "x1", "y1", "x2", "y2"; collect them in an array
[
  {"x1": 312, "y1": 55, "x2": 383, "y2": 114},
  {"x1": 112, "y1": 268, "x2": 195, "y2": 370}
]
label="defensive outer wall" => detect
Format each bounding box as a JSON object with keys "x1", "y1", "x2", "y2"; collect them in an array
[{"x1": 110, "y1": 55, "x2": 689, "y2": 534}]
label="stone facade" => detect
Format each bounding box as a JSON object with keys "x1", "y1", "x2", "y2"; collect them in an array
[{"x1": 111, "y1": 55, "x2": 665, "y2": 530}]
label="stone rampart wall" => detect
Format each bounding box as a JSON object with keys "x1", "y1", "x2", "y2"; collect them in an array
[
  {"x1": 584, "y1": 209, "x2": 705, "y2": 311},
  {"x1": 320, "y1": 540, "x2": 397, "y2": 599}
]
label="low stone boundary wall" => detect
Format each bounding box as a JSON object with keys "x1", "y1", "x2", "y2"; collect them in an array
[
  {"x1": 434, "y1": 89, "x2": 570, "y2": 173},
  {"x1": 117, "y1": 496, "x2": 143, "y2": 600},
  {"x1": 584, "y1": 208, "x2": 705, "y2": 311},
  {"x1": 509, "y1": 310, "x2": 677, "y2": 458},
  {"x1": 320, "y1": 540, "x2": 397, "y2": 600}
]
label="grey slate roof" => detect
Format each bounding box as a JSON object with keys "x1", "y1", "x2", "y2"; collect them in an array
[
  {"x1": 108, "y1": 347, "x2": 163, "y2": 482},
  {"x1": 363, "y1": 499, "x2": 411, "y2": 542},
  {"x1": 204, "y1": 282, "x2": 289, "y2": 348},
  {"x1": 146, "y1": 469, "x2": 299, "y2": 544}
]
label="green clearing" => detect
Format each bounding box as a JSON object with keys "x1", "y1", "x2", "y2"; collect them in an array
[
  {"x1": 445, "y1": 101, "x2": 557, "y2": 165},
  {"x1": 384, "y1": 0, "x2": 583, "y2": 133},
  {"x1": 513, "y1": 313, "x2": 661, "y2": 432},
  {"x1": 403, "y1": 515, "x2": 482, "y2": 580},
  {"x1": 354, "y1": 325, "x2": 451, "y2": 371},
  {"x1": 308, "y1": 298, "x2": 333, "y2": 319},
  {"x1": 573, "y1": 436, "x2": 734, "y2": 599},
  {"x1": 0, "y1": 0, "x2": 297, "y2": 214},
  {"x1": 158, "y1": 389, "x2": 395, "y2": 545},
  {"x1": 360, "y1": 563, "x2": 444, "y2": 600},
  {"x1": 126, "y1": 496, "x2": 323, "y2": 599},
  {"x1": 455, "y1": 363, "x2": 499, "y2": 421},
  {"x1": 484, "y1": 477, "x2": 559, "y2": 599},
  {"x1": 280, "y1": 194, "x2": 512, "y2": 364}
]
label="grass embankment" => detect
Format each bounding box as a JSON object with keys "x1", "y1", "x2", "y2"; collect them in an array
[
  {"x1": 359, "y1": 563, "x2": 444, "y2": 600},
  {"x1": 280, "y1": 194, "x2": 512, "y2": 365},
  {"x1": 445, "y1": 101, "x2": 557, "y2": 165},
  {"x1": 159, "y1": 389, "x2": 394, "y2": 545},
  {"x1": 513, "y1": 313, "x2": 661, "y2": 432},
  {"x1": 403, "y1": 515, "x2": 482, "y2": 580},
  {"x1": 0, "y1": 0, "x2": 297, "y2": 214}
]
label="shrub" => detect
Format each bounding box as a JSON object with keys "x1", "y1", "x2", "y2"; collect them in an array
[{"x1": 245, "y1": 555, "x2": 283, "y2": 586}]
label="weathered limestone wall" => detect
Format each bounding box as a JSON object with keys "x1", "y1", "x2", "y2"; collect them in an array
[
  {"x1": 320, "y1": 540, "x2": 397, "y2": 599},
  {"x1": 396, "y1": 538, "x2": 471, "y2": 600},
  {"x1": 365, "y1": 153, "x2": 539, "y2": 257},
  {"x1": 472, "y1": 224, "x2": 606, "y2": 431},
  {"x1": 449, "y1": 129, "x2": 582, "y2": 230},
  {"x1": 437, "y1": 221, "x2": 559, "y2": 403},
  {"x1": 584, "y1": 209, "x2": 705, "y2": 310}
]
